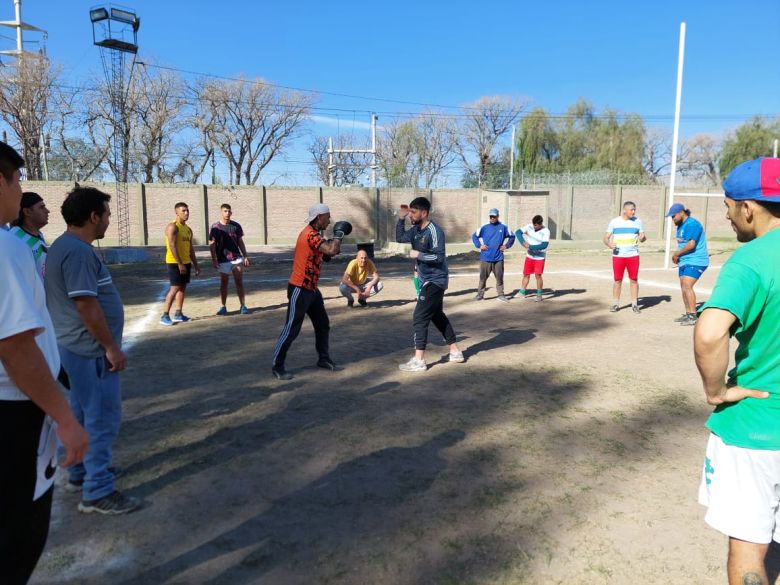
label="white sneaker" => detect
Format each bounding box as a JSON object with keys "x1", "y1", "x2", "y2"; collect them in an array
[
  {"x1": 399, "y1": 357, "x2": 427, "y2": 372},
  {"x1": 448, "y1": 351, "x2": 465, "y2": 363}
]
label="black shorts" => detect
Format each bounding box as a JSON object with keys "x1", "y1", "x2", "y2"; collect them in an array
[{"x1": 167, "y1": 263, "x2": 192, "y2": 286}]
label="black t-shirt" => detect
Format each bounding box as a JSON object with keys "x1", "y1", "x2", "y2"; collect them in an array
[{"x1": 209, "y1": 220, "x2": 244, "y2": 263}]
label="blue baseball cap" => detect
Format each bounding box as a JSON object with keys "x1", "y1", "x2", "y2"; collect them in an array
[
  {"x1": 723, "y1": 157, "x2": 780, "y2": 202},
  {"x1": 666, "y1": 202, "x2": 685, "y2": 217},
  {"x1": 488, "y1": 208, "x2": 499, "y2": 217}
]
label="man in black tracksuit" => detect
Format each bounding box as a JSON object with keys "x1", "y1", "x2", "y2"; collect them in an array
[{"x1": 396, "y1": 197, "x2": 464, "y2": 372}]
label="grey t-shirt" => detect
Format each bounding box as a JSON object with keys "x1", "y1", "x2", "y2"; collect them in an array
[{"x1": 44, "y1": 231, "x2": 124, "y2": 357}]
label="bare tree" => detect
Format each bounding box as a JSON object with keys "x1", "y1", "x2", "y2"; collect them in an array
[
  {"x1": 456, "y1": 96, "x2": 527, "y2": 187},
  {"x1": 309, "y1": 135, "x2": 370, "y2": 186},
  {"x1": 194, "y1": 76, "x2": 313, "y2": 185},
  {"x1": 416, "y1": 112, "x2": 457, "y2": 188},
  {"x1": 679, "y1": 134, "x2": 722, "y2": 186},
  {"x1": 131, "y1": 66, "x2": 188, "y2": 183},
  {"x1": 377, "y1": 119, "x2": 422, "y2": 187},
  {"x1": 643, "y1": 127, "x2": 672, "y2": 180},
  {"x1": 0, "y1": 54, "x2": 59, "y2": 179},
  {"x1": 47, "y1": 87, "x2": 108, "y2": 181},
  {"x1": 376, "y1": 113, "x2": 457, "y2": 188}
]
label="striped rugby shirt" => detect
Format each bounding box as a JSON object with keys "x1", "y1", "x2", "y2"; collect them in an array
[{"x1": 606, "y1": 216, "x2": 645, "y2": 258}]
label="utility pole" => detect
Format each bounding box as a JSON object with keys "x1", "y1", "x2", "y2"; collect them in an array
[
  {"x1": 371, "y1": 113, "x2": 377, "y2": 188},
  {"x1": 509, "y1": 124, "x2": 515, "y2": 190},
  {"x1": 0, "y1": 0, "x2": 46, "y2": 59}
]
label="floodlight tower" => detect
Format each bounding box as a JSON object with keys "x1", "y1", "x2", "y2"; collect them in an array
[{"x1": 89, "y1": 4, "x2": 139, "y2": 247}]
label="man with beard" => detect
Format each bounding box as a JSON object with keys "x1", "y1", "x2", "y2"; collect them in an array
[
  {"x1": 667, "y1": 203, "x2": 709, "y2": 325},
  {"x1": 396, "y1": 197, "x2": 463, "y2": 372},
  {"x1": 45, "y1": 187, "x2": 138, "y2": 515},
  {"x1": 694, "y1": 157, "x2": 780, "y2": 585}
]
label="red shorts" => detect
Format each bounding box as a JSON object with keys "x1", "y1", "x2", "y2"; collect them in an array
[
  {"x1": 612, "y1": 256, "x2": 640, "y2": 281},
  {"x1": 523, "y1": 257, "x2": 545, "y2": 276}
]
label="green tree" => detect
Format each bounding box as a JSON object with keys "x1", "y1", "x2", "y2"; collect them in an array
[
  {"x1": 720, "y1": 116, "x2": 780, "y2": 177},
  {"x1": 516, "y1": 99, "x2": 647, "y2": 181},
  {"x1": 518, "y1": 108, "x2": 556, "y2": 174}
]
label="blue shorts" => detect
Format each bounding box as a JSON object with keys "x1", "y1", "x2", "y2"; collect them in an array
[{"x1": 679, "y1": 265, "x2": 707, "y2": 279}]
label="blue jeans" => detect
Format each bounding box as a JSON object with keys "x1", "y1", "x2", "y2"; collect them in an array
[{"x1": 59, "y1": 347, "x2": 122, "y2": 501}]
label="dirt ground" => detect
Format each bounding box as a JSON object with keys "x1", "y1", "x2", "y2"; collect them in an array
[{"x1": 28, "y1": 244, "x2": 769, "y2": 585}]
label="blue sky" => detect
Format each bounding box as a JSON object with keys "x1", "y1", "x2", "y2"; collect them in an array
[{"x1": 4, "y1": 0, "x2": 779, "y2": 184}]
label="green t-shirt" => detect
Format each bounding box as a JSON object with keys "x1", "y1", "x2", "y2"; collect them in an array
[{"x1": 703, "y1": 228, "x2": 780, "y2": 449}]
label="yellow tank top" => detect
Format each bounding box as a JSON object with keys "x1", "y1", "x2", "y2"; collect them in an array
[{"x1": 165, "y1": 219, "x2": 192, "y2": 264}]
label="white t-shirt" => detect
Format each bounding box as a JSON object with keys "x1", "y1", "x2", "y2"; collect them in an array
[
  {"x1": 0, "y1": 230, "x2": 60, "y2": 400},
  {"x1": 606, "y1": 216, "x2": 645, "y2": 258},
  {"x1": 520, "y1": 224, "x2": 551, "y2": 260}
]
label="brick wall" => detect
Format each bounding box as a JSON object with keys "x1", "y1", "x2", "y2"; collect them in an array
[{"x1": 19, "y1": 181, "x2": 733, "y2": 246}]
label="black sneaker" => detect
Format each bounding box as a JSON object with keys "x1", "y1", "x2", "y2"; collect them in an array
[
  {"x1": 63, "y1": 466, "x2": 124, "y2": 493},
  {"x1": 347, "y1": 299, "x2": 354, "y2": 308},
  {"x1": 317, "y1": 358, "x2": 343, "y2": 371},
  {"x1": 78, "y1": 490, "x2": 140, "y2": 515},
  {"x1": 358, "y1": 298, "x2": 367, "y2": 307},
  {"x1": 272, "y1": 366, "x2": 293, "y2": 380}
]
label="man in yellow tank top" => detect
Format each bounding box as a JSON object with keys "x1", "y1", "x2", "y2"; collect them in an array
[{"x1": 160, "y1": 202, "x2": 200, "y2": 325}]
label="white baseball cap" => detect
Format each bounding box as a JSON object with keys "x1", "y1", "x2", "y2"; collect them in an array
[{"x1": 306, "y1": 203, "x2": 330, "y2": 223}]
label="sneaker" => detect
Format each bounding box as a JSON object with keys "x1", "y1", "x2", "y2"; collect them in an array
[
  {"x1": 317, "y1": 358, "x2": 343, "y2": 371},
  {"x1": 474, "y1": 293, "x2": 484, "y2": 301},
  {"x1": 680, "y1": 314, "x2": 697, "y2": 326},
  {"x1": 239, "y1": 305, "x2": 250, "y2": 315},
  {"x1": 216, "y1": 306, "x2": 228, "y2": 316},
  {"x1": 172, "y1": 314, "x2": 191, "y2": 323},
  {"x1": 358, "y1": 298, "x2": 367, "y2": 307},
  {"x1": 632, "y1": 305, "x2": 641, "y2": 314},
  {"x1": 78, "y1": 490, "x2": 140, "y2": 515},
  {"x1": 160, "y1": 314, "x2": 173, "y2": 326},
  {"x1": 535, "y1": 294, "x2": 543, "y2": 302},
  {"x1": 399, "y1": 357, "x2": 427, "y2": 372},
  {"x1": 497, "y1": 295, "x2": 510, "y2": 303},
  {"x1": 673, "y1": 313, "x2": 688, "y2": 322},
  {"x1": 449, "y1": 351, "x2": 465, "y2": 363},
  {"x1": 347, "y1": 299, "x2": 354, "y2": 308},
  {"x1": 609, "y1": 304, "x2": 619, "y2": 313},
  {"x1": 64, "y1": 467, "x2": 125, "y2": 493},
  {"x1": 272, "y1": 366, "x2": 293, "y2": 380}
]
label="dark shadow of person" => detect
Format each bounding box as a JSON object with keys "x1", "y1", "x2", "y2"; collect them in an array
[
  {"x1": 121, "y1": 430, "x2": 466, "y2": 585},
  {"x1": 637, "y1": 295, "x2": 672, "y2": 310}
]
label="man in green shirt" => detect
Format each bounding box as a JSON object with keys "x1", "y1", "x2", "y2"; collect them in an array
[{"x1": 694, "y1": 157, "x2": 780, "y2": 585}]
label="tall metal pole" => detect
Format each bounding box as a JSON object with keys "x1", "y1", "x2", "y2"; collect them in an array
[
  {"x1": 13, "y1": 0, "x2": 22, "y2": 52},
  {"x1": 40, "y1": 130, "x2": 48, "y2": 181},
  {"x1": 327, "y1": 136, "x2": 334, "y2": 187},
  {"x1": 371, "y1": 113, "x2": 377, "y2": 188},
  {"x1": 664, "y1": 22, "x2": 686, "y2": 270},
  {"x1": 773, "y1": 139, "x2": 778, "y2": 158},
  {"x1": 509, "y1": 124, "x2": 515, "y2": 190}
]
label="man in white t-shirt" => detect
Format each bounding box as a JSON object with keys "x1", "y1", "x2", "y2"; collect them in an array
[
  {"x1": 515, "y1": 215, "x2": 551, "y2": 302},
  {"x1": 0, "y1": 141, "x2": 89, "y2": 584},
  {"x1": 603, "y1": 201, "x2": 646, "y2": 313}
]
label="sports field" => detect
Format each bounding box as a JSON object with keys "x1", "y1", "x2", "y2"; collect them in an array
[{"x1": 30, "y1": 243, "x2": 775, "y2": 585}]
